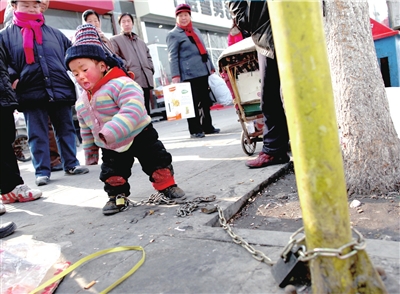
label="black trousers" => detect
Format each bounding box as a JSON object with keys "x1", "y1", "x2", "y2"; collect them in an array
[
  {"x1": 143, "y1": 87, "x2": 151, "y2": 116},
  {"x1": 258, "y1": 53, "x2": 289, "y2": 155},
  {"x1": 186, "y1": 76, "x2": 214, "y2": 134},
  {"x1": 99, "y1": 123, "x2": 173, "y2": 196},
  {"x1": 0, "y1": 107, "x2": 24, "y2": 194}
]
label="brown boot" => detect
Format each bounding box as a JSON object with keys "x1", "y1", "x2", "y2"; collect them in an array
[
  {"x1": 245, "y1": 152, "x2": 290, "y2": 168},
  {"x1": 160, "y1": 185, "x2": 185, "y2": 198},
  {"x1": 102, "y1": 194, "x2": 127, "y2": 215}
]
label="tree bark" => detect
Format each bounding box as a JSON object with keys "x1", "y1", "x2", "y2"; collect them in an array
[{"x1": 324, "y1": 0, "x2": 400, "y2": 195}]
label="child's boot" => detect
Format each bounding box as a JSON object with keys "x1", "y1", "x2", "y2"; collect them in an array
[
  {"x1": 160, "y1": 184, "x2": 185, "y2": 198},
  {"x1": 102, "y1": 194, "x2": 127, "y2": 215},
  {"x1": 151, "y1": 167, "x2": 185, "y2": 199}
]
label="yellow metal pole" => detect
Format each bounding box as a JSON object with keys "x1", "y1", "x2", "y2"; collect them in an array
[{"x1": 267, "y1": 0, "x2": 386, "y2": 292}]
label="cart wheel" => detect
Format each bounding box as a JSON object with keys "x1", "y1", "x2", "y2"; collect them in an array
[
  {"x1": 13, "y1": 134, "x2": 31, "y2": 162},
  {"x1": 241, "y1": 131, "x2": 256, "y2": 156}
]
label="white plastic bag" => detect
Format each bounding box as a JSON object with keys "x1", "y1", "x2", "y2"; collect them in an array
[
  {"x1": 0, "y1": 238, "x2": 61, "y2": 293},
  {"x1": 208, "y1": 73, "x2": 233, "y2": 106}
]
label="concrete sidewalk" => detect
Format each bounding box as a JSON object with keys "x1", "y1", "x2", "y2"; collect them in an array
[{"x1": 1, "y1": 106, "x2": 399, "y2": 293}]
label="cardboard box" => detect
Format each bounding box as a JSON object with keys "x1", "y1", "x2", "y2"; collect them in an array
[{"x1": 236, "y1": 70, "x2": 262, "y2": 104}]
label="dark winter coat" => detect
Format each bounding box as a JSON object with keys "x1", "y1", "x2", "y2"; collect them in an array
[
  {"x1": 228, "y1": 1, "x2": 275, "y2": 59},
  {"x1": 0, "y1": 24, "x2": 76, "y2": 109},
  {"x1": 0, "y1": 35, "x2": 18, "y2": 110},
  {"x1": 166, "y1": 25, "x2": 215, "y2": 81}
]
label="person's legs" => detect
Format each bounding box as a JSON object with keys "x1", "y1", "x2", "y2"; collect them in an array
[
  {"x1": 134, "y1": 123, "x2": 184, "y2": 198},
  {"x1": 246, "y1": 53, "x2": 289, "y2": 168},
  {"x1": 0, "y1": 108, "x2": 23, "y2": 193},
  {"x1": 71, "y1": 106, "x2": 82, "y2": 145},
  {"x1": 48, "y1": 117, "x2": 62, "y2": 171},
  {"x1": 1, "y1": 108, "x2": 42, "y2": 202},
  {"x1": 260, "y1": 54, "x2": 289, "y2": 155},
  {"x1": 197, "y1": 76, "x2": 219, "y2": 134},
  {"x1": 186, "y1": 78, "x2": 205, "y2": 136},
  {"x1": 100, "y1": 146, "x2": 135, "y2": 215},
  {"x1": 24, "y1": 106, "x2": 52, "y2": 178},
  {"x1": 143, "y1": 87, "x2": 151, "y2": 116},
  {"x1": 49, "y1": 104, "x2": 83, "y2": 172}
]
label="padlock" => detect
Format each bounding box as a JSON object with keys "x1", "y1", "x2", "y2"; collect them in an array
[
  {"x1": 116, "y1": 197, "x2": 125, "y2": 206},
  {"x1": 271, "y1": 249, "x2": 308, "y2": 288}
]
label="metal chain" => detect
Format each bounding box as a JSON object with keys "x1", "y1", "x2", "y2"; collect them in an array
[
  {"x1": 217, "y1": 205, "x2": 367, "y2": 266},
  {"x1": 216, "y1": 205, "x2": 275, "y2": 266},
  {"x1": 280, "y1": 226, "x2": 366, "y2": 262},
  {"x1": 176, "y1": 196, "x2": 217, "y2": 217},
  {"x1": 126, "y1": 193, "x2": 217, "y2": 217},
  {"x1": 128, "y1": 192, "x2": 181, "y2": 208}
]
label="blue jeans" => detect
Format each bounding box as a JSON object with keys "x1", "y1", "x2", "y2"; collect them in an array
[{"x1": 24, "y1": 104, "x2": 79, "y2": 177}]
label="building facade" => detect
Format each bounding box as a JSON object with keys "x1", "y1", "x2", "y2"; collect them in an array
[{"x1": 0, "y1": 0, "x2": 232, "y2": 115}]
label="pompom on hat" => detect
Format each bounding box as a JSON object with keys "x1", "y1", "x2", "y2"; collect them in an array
[
  {"x1": 65, "y1": 24, "x2": 123, "y2": 70},
  {"x1": 175, "y1": 3, "x2": 191, "y2": 16}
]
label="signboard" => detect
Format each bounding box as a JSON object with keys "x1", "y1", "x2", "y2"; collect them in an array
[{"x1": 163, "y1": 83, "x2": 195, "y2": 121}]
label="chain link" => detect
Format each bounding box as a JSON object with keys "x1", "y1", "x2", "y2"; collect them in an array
[
  {"x1": 129, "y1": 192, "x2": 182, "y2": 208},
  {"x1": 216, "y1": 205, "x2": 367, "y2": 266},
  {"x1": 280, "y1": 226, "x2": 366, "y2": 262},
  {"x1": 216, "y1": 205, "x2": 275, "y2": 266},
  {"x1": 176, "y1": 196, "x2": 217, "y2": 217},
  {"x1": 129, "y1": 193, "x2": 217, "y2": 218}
]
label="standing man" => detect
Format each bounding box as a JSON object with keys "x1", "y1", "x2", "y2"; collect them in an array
[
  {"x1": 0, "y1": 0, "x2": 89, "y2": 186},
  {"x1": 228, "y1": 1, "x2": 290, "y2": 168},
  {"x1": 110, "y1": 13, "x2": 155, "y2": 115}
]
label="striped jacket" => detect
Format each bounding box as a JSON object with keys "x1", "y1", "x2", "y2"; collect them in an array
[{"x1": 76, "y1": 67, "x2": 151, "y2": 165}]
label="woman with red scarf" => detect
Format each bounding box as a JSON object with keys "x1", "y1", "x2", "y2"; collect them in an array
[
  {"x1": 0, "y1": 0, "x2": 89, "y2": 186},
  {"x1": 166, "y1": 4, "x2": 220, "y2": 138}
]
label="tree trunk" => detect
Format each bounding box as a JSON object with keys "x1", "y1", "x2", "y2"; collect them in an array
[
  {"x1": 324, "y1": 0, "x2": 400, "y2": 195},
  {"x1": 268, "y1": 1, "x2": 387, "y2": 291}
]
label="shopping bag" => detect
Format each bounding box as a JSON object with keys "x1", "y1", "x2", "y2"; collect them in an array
[
  {"x1": 208, "y1": 73, "x2": 233, "y2": 106},
  {"x1": 163, "y1": 82, "x2": 195, "y2": 121}
]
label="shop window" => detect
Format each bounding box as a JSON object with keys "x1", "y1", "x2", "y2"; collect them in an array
[{"x1": 44, "y1": 9, "x2": 113, "y2": 38}]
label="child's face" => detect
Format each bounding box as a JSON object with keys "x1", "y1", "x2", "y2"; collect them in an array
[{"x1": 69, "y1": 58, "x2": 106, "y2": 91}]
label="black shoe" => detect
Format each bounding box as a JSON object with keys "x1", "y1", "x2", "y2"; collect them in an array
[
  {"x1": 0, "y1": 222, "x2": 17, "y2": 239},
  {"x1": 102, "y1": 195, "x2": 127, "y2": 215},
  {"x1": 190, "y1": 132, "x2": 205, "y2": 139},
  {"x1": 204, "y1": 128, "x2": 220, "y2": 134},
  {"x1": 160, "y1": 185, "x2": 185, "y2": 198}
]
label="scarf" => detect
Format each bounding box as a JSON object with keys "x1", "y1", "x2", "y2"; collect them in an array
[
  {"x1": 89, "y1": 67, "x2": 131, "y2": 98},
  {"x1": 13, "y1": 11, "x2": 44, "y2": 64},
  {"x1": 177, "y1": 22, "x2": 207, "y2": 57}
]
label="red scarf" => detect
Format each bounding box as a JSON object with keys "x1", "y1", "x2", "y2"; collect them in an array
[
  {"x1": 89, "y1": 67, "x2": 131, "y2": 99},
  {"x1": 177, "y1": 22, "x2": 207, "y2": 56},
  {"x1": 13, "y1": 11, "x2": 44, "y2": 64}
]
